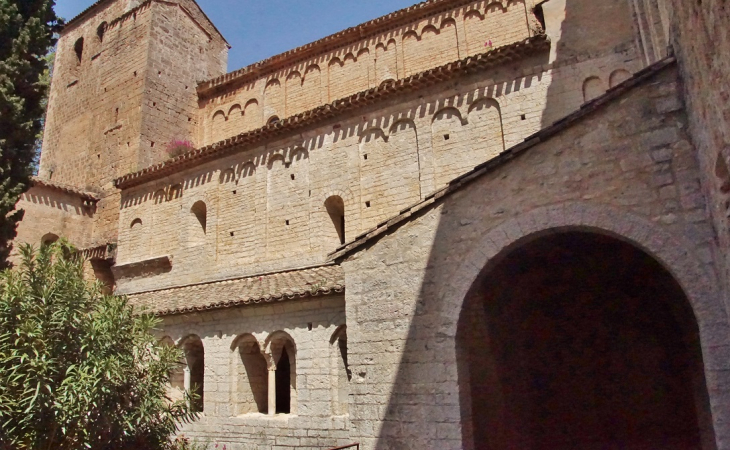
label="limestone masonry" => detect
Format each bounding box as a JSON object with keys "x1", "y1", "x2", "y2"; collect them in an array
[{"x1": 11, "y1": 0, "x2": 730, "y2": 448}]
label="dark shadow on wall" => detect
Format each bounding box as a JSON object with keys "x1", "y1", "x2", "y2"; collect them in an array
[{"x1": 357, "y1": 1, "x2": 716, "y2": 450}]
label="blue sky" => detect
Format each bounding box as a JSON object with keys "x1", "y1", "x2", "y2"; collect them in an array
[{"x1": 56, "y1": 0, "x2": 421, "y2": 72}]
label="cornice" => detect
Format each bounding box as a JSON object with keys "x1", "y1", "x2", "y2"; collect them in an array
[
  {"x1": 114, "y1": 35, "x2": 549, "y2": 190},
  {"x1": 196, "y1": 0, "x2": 514, "y2": 97}
]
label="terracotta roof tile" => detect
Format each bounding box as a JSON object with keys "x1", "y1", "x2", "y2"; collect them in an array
[
  {"x1": 197, "y1": 0, "x2": 510, "y2": 96},
  {"x1": 127, "y1": 264, "x2": 344, "y2": 316},
  {"x1": 114, "y1": 35, "x2": 550, "y2": 190},
  {"x1": 327, "y1": 56, "x2": 678, "y2": 262},
  {"x1": 31, "y1": 177, "x2": 101, "y2": 202}
]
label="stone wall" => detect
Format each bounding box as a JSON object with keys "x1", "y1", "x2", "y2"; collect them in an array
[
  {"x1": 340, "y1": 65, "x2": 730, "y2": 450},
  {"x1": 11, "y1": 186, "x2": 95, "y2": 255},
  {"x1": 199, "y1": 0, "x2": 534, "y2": 146},
  {"x1": 114, "y1": 44, "x2": 638, "y2": 294},
  {"x1": 33, "y1": 0, "x2": 228, "y2": 247},
  {"x1": 155, "y1": 295, "x2": 351, "y2": 450},
  {"x1": 666, "y1": 0, "x2": 730, "y2": 314}
]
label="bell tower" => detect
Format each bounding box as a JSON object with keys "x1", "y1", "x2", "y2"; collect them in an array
[{"x1": 37, "y1": 0, "x2": 228, "y2": 243}]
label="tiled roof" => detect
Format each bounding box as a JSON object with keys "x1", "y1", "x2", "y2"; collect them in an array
[
  {"x1": 127, "y1": 264, "x2": 345, "y2": 316},
  {"x1": 31, "y1": 177, "x2": 101, "y2": 202},
  {"x1": 114, "y1": 35, "x2": 550, "y2": 190},
  {"x1": 198, "y1": 0, "x2": 510, "y2": 96},
  {"x1": 327, "y1": 56, "x2": 678, "y2": 262}
]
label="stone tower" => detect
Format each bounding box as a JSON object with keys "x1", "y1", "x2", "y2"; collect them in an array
[{"x1": 38, "y1": 0, "x2": 228, "y2": 244}]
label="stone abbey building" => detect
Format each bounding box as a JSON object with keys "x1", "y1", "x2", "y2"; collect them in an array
[{"x1": 11, "y1": 0, "x2": 730, "y2": 448}]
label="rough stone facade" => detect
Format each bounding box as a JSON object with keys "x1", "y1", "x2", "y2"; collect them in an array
[{"x1": 10, "y1": 0, "x2": 730, "y2": 449}]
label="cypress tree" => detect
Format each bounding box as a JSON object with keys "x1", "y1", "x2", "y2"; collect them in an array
[{"x1": 0, "y1": 0, "x2": 60, "y2": 268}]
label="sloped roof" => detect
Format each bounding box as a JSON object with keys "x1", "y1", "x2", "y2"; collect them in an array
[
  {"x1": 198, "y1": 0, "x2": 516, "y2": 96},
  {"x1": 127, "y1": 264, "x2": 344, "y2": 316},
  {"x1": 114, "y1": 35, "x2": 550, "y2": 190},
  {"x1": 30, "y1": 177, "x2": 101, "y2": 202},
  {"x1": 327, "y1": 56, "x2": 679, "y2": 262}
]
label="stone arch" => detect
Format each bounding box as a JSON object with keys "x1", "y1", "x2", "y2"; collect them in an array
[
  {"x1": 179, "y1": 334, "x2": 205, "y2": 412},
  {"x1": 264, "y1": 78, "x2": 284, "y2": 122},
  {"x1": 74, "y1": 37, "x2": 84, "y2": 64},
  {"x1": 227, "y1": 104, "x2": 242, "y2": 117},
  {"x1": 238, "y1": 161, "x2": 256, "y2": 180},
  {"x1": 443, "y1": 202, "x2": 726, "y2": 336},
  {"x1": 242, "y1": 98, "x2": 261, "y2": 131},
  {"x1": 160, "y1": 336, "x2": 185, "y2": 401},
  {"x1": 167, "y1": 183, "x2": 183, "y2": 201},
  {"x1": 230, "y1": 333, "x2": 268, "y2": 415},
  {"x1": 609, "y1": 69, "x2": 632, "y2": 88},
  {"x1": 153, "y1": 189, "x2": 166, "y2": 204},
  {"x1": 434, "y1": 18, "x2": 459, "y2": 65},
  {"x1": 432, "y1": 106, "x2": 466, "y2": 125},
  {"x1": 330, "y1": 325, "x2": 350, "y2": 415},
  {"x1": 226, "y1": 104, "x2": 243, "y2": 137},
  {"x1": 328, "y1": 56, "x2": 345, "y2": 101},
  {"x1": 324, "y1": 195, "x2": 346, "y2": 247},
  {"x1": 379, "y1": 79, "x2": 396, "y2": 88},
  {"x1": 302, "y1": 64, "x2": 322, "y2": 108},
  {"x1": 583, "y1": 76, "x2": 605, "y2": 102},
  {"x1": 358, "y1": 120, "x2": 420, "y2": 232},
  {"x1": 188, "y1": 200, "x2": 207, "y2": 246},
  {"x1": 464, "y1": 9, "x2": 489, "y2": 56},
  {"x1": 41, "y1": 233, "x2": 59, "y2": 246},
  {"x1": 375, "y1": 39, "x2": 398, "y2": 84},
  {"x1": 286, "y1": 70, "x2": 305, "y2": 115},
  {"x1": 219, "y1": 168, "x2": 236, "y2": 184},
  {"x1": 211, "y1": 110, "x2": 227, "y2": 143},
  {"x1": 96, "y1": 21, "x2": 107, "y2": 42},
  {"x1": 264, "y1": 331, "x2": 297, "y2": 415},
  {"x1": 468, "y1": 97, "x2": 505, "y2": 159},
  {"x1": 432, "y1": 107, "x2": 468, "y2": 187},
  {"x1": 439, "y1": 202, "x2": 729, "y2": 448}
]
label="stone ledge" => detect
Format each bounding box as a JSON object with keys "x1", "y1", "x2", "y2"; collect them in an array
[{"x1": 112, "y1": 255, "x2": 172, "y2": 282}]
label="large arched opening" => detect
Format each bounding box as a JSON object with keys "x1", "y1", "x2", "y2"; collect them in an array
[{"x1": 458, "y1": 231, "x2": 714, "y2": 450}]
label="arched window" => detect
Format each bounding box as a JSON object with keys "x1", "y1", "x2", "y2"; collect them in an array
[
  {"x1": 324, "y1": 196, "x2": 345, "y2": 246},
  {"x1": 97, "y1": 22, "x2": 107, "y2": 42},
  {"x1": 74, "y1": 37, "x2": 84, "y2": 64},
  {"x1": 160, "y1": 337, "x2": 185, "y2": 403},
  {"x1": 331, "y1": 325, "x2": 350, "y2": 415},
  {"x1": 181, "y1": 335, "x2": 205, "y2": 412},
  {"x1": 130, "y1": 218, "x2": 142, "y2": 228},
  {"x1": 267, "y1": 115, "x2": 280, "y2": 125},
  {"x1": 189, "y1": 201, "x2": 207, "y2": 246},
  {"x1": 266, "y1": 332, "x2": 297, "y2": 415},
  {"x1": 41, "y1": 233, "x2": 59, "y2": 246},
  {"x1": 232, "y1": 334, "x2": 268, "y2": 415},
  {"x1": 276, "y1": 347, "x2": 292, "y2": 414}
]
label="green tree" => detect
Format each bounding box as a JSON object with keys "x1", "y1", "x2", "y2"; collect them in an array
[
  {"x1": 0, "y1": 0, "x2": 61, "y2": 268},
  {"x1": 0, "y1": 242, "x2": 198, "y2": 450}
]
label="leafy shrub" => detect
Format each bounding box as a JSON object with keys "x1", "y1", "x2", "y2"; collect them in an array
[{"x1": 0, "y1": 241, "x2": 198, "y2": 450}]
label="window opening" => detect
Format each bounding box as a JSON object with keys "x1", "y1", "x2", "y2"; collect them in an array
[
  {"x1": 74, "y1": 37, "x2": 84, "y2": 64},
  {"x1": 275, "y1": 348, "x2": 291, "y2": 414}
]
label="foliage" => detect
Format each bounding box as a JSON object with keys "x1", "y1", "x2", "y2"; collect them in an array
[
  {"x1": 166, "y1": 140, "x2": 195, "y2": 158},
  {"x1": 0, "y1": 0, "x2": 61, "y2": 268},
  {"x1": 171, "y1": 436, "x2": 212, "y2": 450},
  {"x1": 0, "y1": 241, "x2": 199, "y2": 450}
]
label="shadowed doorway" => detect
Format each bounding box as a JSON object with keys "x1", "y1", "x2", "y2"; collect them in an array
[{"x1": 458, "y1": 231, "x2": 714, "y2": 450}]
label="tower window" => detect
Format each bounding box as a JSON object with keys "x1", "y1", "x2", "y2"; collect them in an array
[
  {"x1": 74, "y1": 37, "x2": 84, "y2": 64},
  {"x1": 97, "y1": 22, "x2": 107, "y2": 42}
]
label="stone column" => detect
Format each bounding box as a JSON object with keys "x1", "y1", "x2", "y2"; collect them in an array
[
  {"x1": 183, "y1": 366, "x2": 191, "y2": 407},
  {"x1": 268, "y1": 367, "x2": 276, "y2": 415}
]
